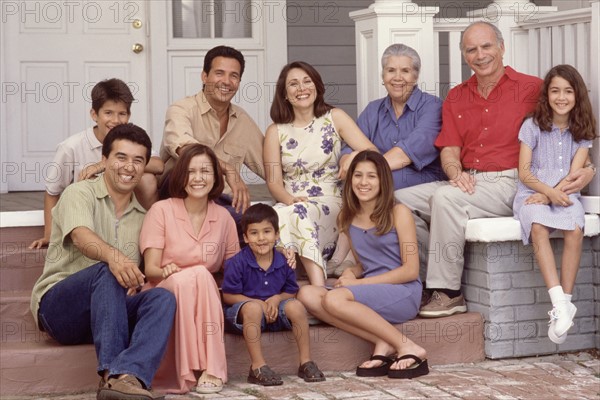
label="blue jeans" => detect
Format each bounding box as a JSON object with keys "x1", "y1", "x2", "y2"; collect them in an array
[{"x1": 38, "y1": 262, "x2": 176, "y2": 388}]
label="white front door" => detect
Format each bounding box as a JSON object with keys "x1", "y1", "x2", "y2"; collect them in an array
[
  {"x1": 1, "y1": 0, "x2": 149, "y2": 192},
  {"x1": 148, "y1": 0, "x2": 288, "y2": 135}
]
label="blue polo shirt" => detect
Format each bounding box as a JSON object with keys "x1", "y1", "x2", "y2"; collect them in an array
[
  {"x1": 341, "y1": 87, "x2": 445, "y2": 189},
  {"x1": 222, "y1": 246, "x2": 299, "y2": 301}
]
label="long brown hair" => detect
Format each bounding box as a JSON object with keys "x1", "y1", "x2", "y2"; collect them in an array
[
  {"x1": 532, "y1": 64, "x2": 597, "y2": 141},
  {"x1": 338, "y1": 151, "x2": 395, "y2": 236},
  {"x1": 270, "y1": 61, "x2": 333, "y2": 124},
  {"x1": 169, "y1": 144, "x2": 224, "y2": 200}
]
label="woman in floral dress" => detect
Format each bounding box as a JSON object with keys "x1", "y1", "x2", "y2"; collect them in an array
[{"x1": 264, "y1": 61, "x2": 376, "y2": 286}]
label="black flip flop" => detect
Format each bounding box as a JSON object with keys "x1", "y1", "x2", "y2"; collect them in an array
[
  {"x1": 387, "y1": 354, "x2": 429, "y2": 379},
  {"x1": 356, "y1": 354, "x2": 394, "y2": 377}
]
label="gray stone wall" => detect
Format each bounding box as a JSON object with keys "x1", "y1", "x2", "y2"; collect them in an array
[{"x1": 463, "y1": 237, "x2": 599, "y2": 358}]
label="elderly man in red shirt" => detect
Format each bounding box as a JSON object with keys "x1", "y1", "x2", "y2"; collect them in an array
[{"x1": 396, "y1": 21, "x2": 596, "y2": 318}]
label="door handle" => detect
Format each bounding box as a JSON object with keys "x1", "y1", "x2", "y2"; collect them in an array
[{"x1": 132, "y1": 43, "x2": 144, "y2": 54}]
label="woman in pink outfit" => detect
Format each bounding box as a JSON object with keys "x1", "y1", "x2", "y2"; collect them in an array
[{"x1": 139, "y1": 144, "x2": 239, "y2": 394}]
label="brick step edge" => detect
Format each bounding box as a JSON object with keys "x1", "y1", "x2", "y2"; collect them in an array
[{"x1": 0, "y1": 313, "x2": 485, "y2": 396}]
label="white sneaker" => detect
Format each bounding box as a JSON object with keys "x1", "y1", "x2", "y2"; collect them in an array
[
  {"x1": 548, "y1": 302, "x2": 577, "y2": 340},
  {"x1": 547, "y1": 319, "x2": 567, "y2": 344}
]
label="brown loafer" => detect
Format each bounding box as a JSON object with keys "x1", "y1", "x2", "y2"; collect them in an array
[{"x1": 97, "y1": 374, "x2": 154, "y2": 400}]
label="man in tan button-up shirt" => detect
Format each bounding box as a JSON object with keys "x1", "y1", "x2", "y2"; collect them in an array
[{"x1": 160, "y1": 45, "x2": 265, "y2": 224}]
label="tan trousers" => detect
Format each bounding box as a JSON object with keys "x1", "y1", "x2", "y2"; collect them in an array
[{"x1": 394, "y1": 169, "x2": 518, "y2": 290}]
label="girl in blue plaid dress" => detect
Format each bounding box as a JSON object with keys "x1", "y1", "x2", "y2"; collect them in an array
[{"x1": 513, "y1": 65, "x2": 597, "y2": 344}]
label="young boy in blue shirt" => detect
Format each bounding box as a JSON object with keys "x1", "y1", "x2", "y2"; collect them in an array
[{"x1": 222, "y1": 203, "x2": 325, "y2": 386}]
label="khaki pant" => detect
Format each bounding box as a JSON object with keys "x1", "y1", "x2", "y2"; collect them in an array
[{"x1": 395, "y1": 169, "x2": 518, "y2": 290}]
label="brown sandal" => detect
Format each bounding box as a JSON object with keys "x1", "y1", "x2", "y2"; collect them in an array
[
  {"x1": 247, "y1": 365, "x2": 283, "y2": 386},
  {"x1": 298, "y1": 361, "x2": 326, "y2": 382}
]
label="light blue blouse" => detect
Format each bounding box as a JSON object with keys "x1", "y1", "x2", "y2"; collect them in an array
[{"x1": 343, "y1": 87, "x2": 445, "y2": 190}]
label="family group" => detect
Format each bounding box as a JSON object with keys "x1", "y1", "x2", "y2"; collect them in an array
[{"x1": 28, "y1": 20, "x2": 597, "y2": 400}]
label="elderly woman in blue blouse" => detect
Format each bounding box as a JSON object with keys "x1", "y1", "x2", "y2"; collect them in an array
[
  {"x1": 339, "y1": 43, "x2": 443, "y2": 185},
  {"x1": 331, "y1": 43, "x2": 443, "y2": 276}
]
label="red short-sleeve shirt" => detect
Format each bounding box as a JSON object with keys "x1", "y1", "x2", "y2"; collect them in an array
[{"x1": 435, "y1": 66, "x2": 543, "y2": 172}]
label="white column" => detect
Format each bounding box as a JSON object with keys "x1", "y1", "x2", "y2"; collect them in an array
[{"x1": 350, "y1": 1, "x2": 439, "y2": 112}]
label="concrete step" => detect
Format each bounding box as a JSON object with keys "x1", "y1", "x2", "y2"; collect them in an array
[
  {"x1": 0, "y1": 312, "x2": 485, "y2": 396},
  {"x1": 0, "y1": 226, "x2": 44, "y2": 244},
  {"x1": 0, "y1": 226, "x2": 46, "y2": 292},
  {"x1": 0, "y1": 340, "x2": 98, "y2": 396},
  {"x1": 0, "y1": 291, "x2": 46, "y2": 343},
  {"x1": 0, "y1": 250, "x2": 45, "y2": 292},
  {"x1": 0, "y1": 226, "x2": 486, "y2": 396}
]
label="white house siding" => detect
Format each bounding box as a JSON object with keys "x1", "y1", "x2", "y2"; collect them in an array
[{"x1": 286, "y1": 1, "x2": 372, "y2": 118}]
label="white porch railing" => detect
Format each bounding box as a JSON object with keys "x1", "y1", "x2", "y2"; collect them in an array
[
  {"x1": 433, "y1": 20, "x2": 471, "y2": 89},
  {"x1": 515, "y1": 8, "x2": 593, "y2": 90},
  {"x1": 351, "y1": 0, "x2": 600, "y2": 197}
]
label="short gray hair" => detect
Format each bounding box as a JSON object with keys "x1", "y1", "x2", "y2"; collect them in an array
[
  {"x1": 381, "y1": 43, "x2": 421, "y2": 76},
  {"x1": 460, "y1": 21, "x2": 504, "y2": 52}
]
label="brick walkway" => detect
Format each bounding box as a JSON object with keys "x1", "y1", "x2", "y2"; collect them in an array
[{"x1": 4, "y1": 352, "x2": 599, "y2": 400}]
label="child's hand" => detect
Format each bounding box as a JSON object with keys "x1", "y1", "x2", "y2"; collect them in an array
[
  {"x1": 334, "y1": 272, "x2": 359, "y2": 288},
  {"x1": 525, "y1": 193, "x2": 550, "y2": 205},
  {"x1": 78, "y1": 160, "x2": 105, "y2": 181},
  {"x1": 546, "y1": 188, "x2": 573, "y2": 207},
  {"x1": 264, "y1": 296, "x2": 281, "y2": 322},
  {"x1": 284, "y1": 247, "x2": 296, "y2": 269},
  {"x1": 162, "y1": 263, "x2": 181, "y2": 279},
  {"x1": 276, "y1": 246, "x2": 297, "y2": 269},
  {"x1": 29, "y1": 236, "x2": 49, "y2": 249}
]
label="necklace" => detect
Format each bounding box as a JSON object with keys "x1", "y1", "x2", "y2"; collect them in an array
[{"x1": 291, "y1": 116, "x2": 316, "y2": 129}]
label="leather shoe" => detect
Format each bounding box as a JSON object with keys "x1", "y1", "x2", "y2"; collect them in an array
[{"x1": 97, "y1": 374, "x2": 157, "y2": 400}]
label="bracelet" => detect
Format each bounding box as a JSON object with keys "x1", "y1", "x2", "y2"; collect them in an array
[{"x1": 584, "y1": 162, "x2": 597, "y2": 173}]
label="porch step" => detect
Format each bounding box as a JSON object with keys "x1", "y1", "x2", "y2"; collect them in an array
[
  {"x1": 0, "y1": 291, "x2": 44, "y2": 343},
  {"x1": 0, "y1": 251, "x2": 45, "y2": 292},
  {"x1": 0, "y1": 313, "x2": 485, "y2": 396},
  {"x1": 0, "y1": 226, "x2": 44, "y2": 243},
  {"x1": 0, "y1": 226, "x2": 46, "y2": 291},
  {"x1": 0, "y1": 341, "x2": 98, "y2": 396},
  {"x1": 0, "y1": 225, "x2": 485, "y2": 396}
]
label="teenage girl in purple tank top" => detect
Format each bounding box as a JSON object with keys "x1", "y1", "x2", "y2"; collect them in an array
[{"x1": 298, "y1": 150, "x2": 428, "y2": 379}]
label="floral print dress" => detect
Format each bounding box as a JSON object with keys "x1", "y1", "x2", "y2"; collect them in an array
[{"x1": 274, "y1": 110, "x2": 342, "y2": 279}]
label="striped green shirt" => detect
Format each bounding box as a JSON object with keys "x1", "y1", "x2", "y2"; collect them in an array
[{"x1": 30, "y1": 175, "x2": 146, "y2": 326}]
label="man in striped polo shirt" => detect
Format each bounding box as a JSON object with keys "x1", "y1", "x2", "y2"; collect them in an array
[{"x1": 31, "y1": 124, "x2": 176, "y2": 400}]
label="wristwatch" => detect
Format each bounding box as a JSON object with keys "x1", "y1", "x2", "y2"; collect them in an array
[{"x1": 585, "y1": 162, "x2": 597, "y2": 174}]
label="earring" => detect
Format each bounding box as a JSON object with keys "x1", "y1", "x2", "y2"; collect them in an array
[{"x1": 382, "y1": 81, "x2": 385, "y2": 85}]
